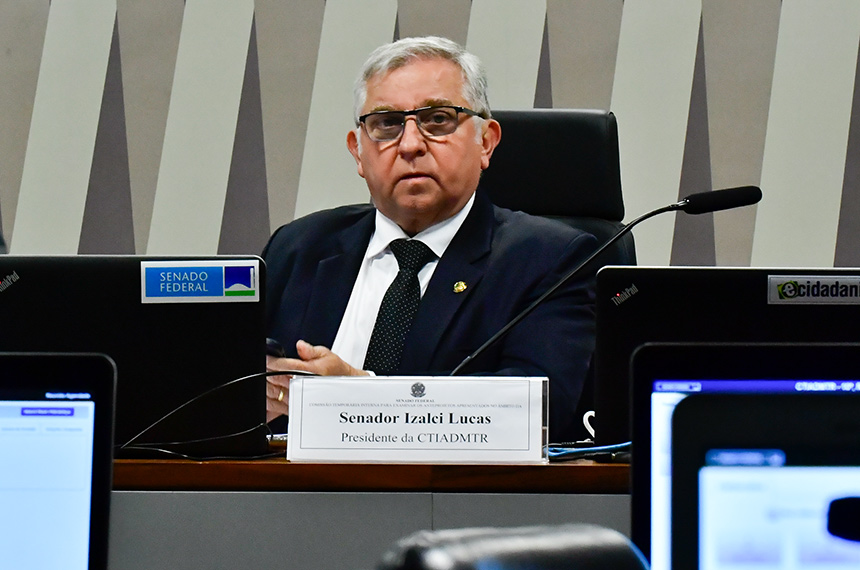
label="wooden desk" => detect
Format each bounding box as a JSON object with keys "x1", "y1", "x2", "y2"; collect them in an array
[
  {"x1": 113, "y1": 458, "x2": 629, "y2": 493},
  {"x1": 109, "y1": 458, "x2": 631, "y2": 570}
]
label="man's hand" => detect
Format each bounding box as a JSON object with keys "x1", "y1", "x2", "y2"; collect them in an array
[
  {"x1": 265, "y1": 358, "x2": 291, "y2": 423},
  {"x1": 265, "y1": 340, "x2": 369, "y2": 422}
]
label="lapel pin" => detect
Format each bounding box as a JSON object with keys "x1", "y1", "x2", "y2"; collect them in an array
[{"x1": 453, "y1": 281, "x2": 467, "y2": 293}]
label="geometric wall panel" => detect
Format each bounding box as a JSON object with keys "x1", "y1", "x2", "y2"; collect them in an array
[
  {"x1": 11, "y1": 0, "x2": 115, "y2": 254},
  {"x1": 752, "y1": 0, "x2": 860, "y2": 267},
  {"x1": 611, "y1": 0, "x2": 702, "y2": 265},
  {"x1": 2, "y1": 0, "x2": 860, "y2": 267},
  {"x1": 146, "y1": 0, "x2": 254, "y2": 255}
]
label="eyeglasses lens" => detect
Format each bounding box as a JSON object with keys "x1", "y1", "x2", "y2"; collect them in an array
[{"x1": 364, "y1": 107, "x2": 461, "y2": 141}]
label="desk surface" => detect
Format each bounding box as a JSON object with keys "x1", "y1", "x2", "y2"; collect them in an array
[{"x1": 113, "y1": 457, "x2": 629, "y2": 493}]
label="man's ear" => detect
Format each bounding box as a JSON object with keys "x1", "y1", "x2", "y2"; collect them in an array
[
  {"x1": 480, "y1": 119, "x2": 502, "y2": 171},
  {"x1": 346, "y1": 129, "x2": 365, "y2": 178}
]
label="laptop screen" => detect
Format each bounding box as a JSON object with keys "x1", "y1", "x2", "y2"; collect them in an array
[
  {"x1": 594, "y1": 267, "x2": 860, "y2": 446},
  {"x1": 671, "y1": 393, "x2": 860, "y2": 570},
  {"x1": 0, "y1": 255, "x2": 267, "y2": 458},
  {"x1": 630, "y1": 343, "x2": 860, "y2": 570},
  {"x1": 0, "y1": 352, "x2": 115, "y2": 570}
]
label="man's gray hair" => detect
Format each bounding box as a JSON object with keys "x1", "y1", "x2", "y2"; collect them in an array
[{"x1": 353, "y1": 36, "x2": 491, "y2": 124}]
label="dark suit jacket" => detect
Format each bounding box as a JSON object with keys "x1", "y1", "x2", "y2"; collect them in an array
[{"x1": 262, "y1": 190, "x2": 597, "y2": 441}]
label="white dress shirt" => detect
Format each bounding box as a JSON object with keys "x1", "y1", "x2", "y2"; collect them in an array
[{"x1": 331, "y1": 193, "x2": 475, "y2": 370}]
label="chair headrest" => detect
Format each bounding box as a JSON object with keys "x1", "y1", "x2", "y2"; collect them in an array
[
  {"x1": 479, "y1": 109, "x2": 624, "y2": 222},
  {"x1": 376, "y1": 524, "x2": 648, "y2": 570}
]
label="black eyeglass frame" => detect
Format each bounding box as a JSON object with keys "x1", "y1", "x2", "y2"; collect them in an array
[{"x1": 357, "y1": 105, "x2": 487, "y2": 141}]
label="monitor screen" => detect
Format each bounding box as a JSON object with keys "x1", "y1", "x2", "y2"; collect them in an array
[
  {"x1": 594, "y1": 267, "x2": 860, "y2": 446},
  {"x1": 671, "y1": 392, "x2": 860, "y2": 570},
  {"x1": 698, "y1": 451, "x2": 860, "y2": 568},
  {"x1": 0, "y1": 352, "x2": 115, "y2": 569},
  {"x1": 629, "y1": 343, "x2": 860, "y2": 570}
]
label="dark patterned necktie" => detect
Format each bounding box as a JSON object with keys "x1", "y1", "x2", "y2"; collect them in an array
[{"x1": 363, "y1": 239, "x2": 437, "y2": 374}]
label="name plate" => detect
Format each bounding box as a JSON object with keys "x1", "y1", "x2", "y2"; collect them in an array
[{"x1": 287, "y1": 376, "x2": 547, "y2": 463}]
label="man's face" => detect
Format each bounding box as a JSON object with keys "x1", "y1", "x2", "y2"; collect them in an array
[{"x1": 347, "y1": 57, "x2": 501, "y2": 236}]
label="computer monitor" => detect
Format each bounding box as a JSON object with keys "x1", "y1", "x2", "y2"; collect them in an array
[
  {"x1": 594, "y1": 266, "x2": 860, "y2": 445},
  {"x1": 0, "y1": 255, "x2": 267, "y2": 458},
  {"x1": 0, "y1": 352, "x2": 115, "y2": 569},
  {"x1": 630, "y1": 342, "x2": 860, "y2": 570},
  {"x1": 672, "y1": 392, "x2": 860, "y2": 570}
]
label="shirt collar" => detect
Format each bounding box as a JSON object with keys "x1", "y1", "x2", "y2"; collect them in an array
[{"x1": 366, "y1": 192, "x2": 476, "y2": 260}]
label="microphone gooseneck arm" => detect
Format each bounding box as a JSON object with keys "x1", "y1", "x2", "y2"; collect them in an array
[
  {"x1": 449, "y1": 203, "x2": 679, "y2": 376},
  {"x1": 449, "y1": 186, "x2": 762, "y2": 376}
]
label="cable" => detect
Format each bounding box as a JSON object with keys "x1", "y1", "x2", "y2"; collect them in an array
[
  {"x1": 118, "y1": 422, "x2": 270, "y2": 450},
  {"x1": 118, "y1": 445, "x2": 285, "y2": 462},
  {"x1": 118, "y1": 369, "x2": 314, "y2": 459},
  {"x1": 545, "y1": 441, "x2": 631, "y2": 463}
]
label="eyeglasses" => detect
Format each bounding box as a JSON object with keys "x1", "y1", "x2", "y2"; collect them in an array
[{"x1": 358, "y1": 105, "x2": 484, "y2": 142}]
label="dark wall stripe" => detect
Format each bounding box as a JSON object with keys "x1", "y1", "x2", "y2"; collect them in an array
[
  {"x1": 834, "y1": 42, "x2": 860, "y2": 267},
  {"x1": 396, "y1": 0, "x2": 471, "y2": 46},
  {"x1": 534, "y1": 14, "x2": 552, "y2": 109},
  {"x1": 219, "y1": 17, "x2": 270, "y2": 255},
  {"x1": 671, "y1": 17, "x2": 716, "y2": 266},
  {"x1": 79, "y1": 16, "x2": 135, "y2": 254}
]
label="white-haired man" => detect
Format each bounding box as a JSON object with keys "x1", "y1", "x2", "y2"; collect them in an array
[{"x1": 263, "y1": 36, "x2": 596, "y2": 442}]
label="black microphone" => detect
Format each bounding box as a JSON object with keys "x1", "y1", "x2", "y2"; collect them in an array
[
  {"x1": 450, "y1": 186, "x2": 762, "y2": 375},
  {"x1": 678, "y1": 186, "x2": 762, "y2": 215}
]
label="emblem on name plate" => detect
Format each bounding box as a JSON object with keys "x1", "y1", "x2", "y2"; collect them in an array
[{"x1": 410, "y1": 382, "x2": 426, "y2": 398}]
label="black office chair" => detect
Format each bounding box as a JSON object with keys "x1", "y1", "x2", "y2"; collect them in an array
[
  {"x1": 479, "y1": 108, "x2": 635, "y2": 266},
  {"x1": 479, "y1": 109, "x2": 634, "y2": 442},
  {"x1": 376, "y1": 524, "x2": 649, "y2": 570}
]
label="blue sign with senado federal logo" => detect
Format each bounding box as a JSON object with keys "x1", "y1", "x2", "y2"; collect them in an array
[{"x1": 140, "y1": 260, "x2": 259, "y2": 303}]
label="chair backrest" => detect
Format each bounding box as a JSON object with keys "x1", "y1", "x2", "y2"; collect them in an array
[
  {"x1": 376, "y1": 524, "x2": 649, "y2": 570},
  {"x1": 479, "y1": 108, "x2": 635, "y2": 266}
]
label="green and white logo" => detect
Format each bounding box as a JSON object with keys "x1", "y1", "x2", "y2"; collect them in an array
[{"x1": 769, "y1": 275, "x2": 860, "y2": 304}]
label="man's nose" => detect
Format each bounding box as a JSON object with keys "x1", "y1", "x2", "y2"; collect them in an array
[{"x1": 398, "y1": 117, "x2": 427, "y2": 155}]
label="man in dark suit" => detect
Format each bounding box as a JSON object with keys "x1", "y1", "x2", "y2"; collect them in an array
[{"x1": 263, "y1": 36, "x2": 596, "y2": 442}]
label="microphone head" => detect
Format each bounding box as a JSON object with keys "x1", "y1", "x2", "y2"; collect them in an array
[{"x1": 680, "y1": 186, "x2": 762, "y2": 215}]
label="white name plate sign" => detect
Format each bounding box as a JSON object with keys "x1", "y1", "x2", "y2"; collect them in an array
[{"x1": 287, "y1": 376, "x2": 548, "y2": 463}]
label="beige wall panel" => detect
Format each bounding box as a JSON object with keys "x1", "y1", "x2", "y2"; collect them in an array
[
  {"x1": 397, "y1": 0, "x2": 471, "y2": 45},
  {"x1": 0, "y1": 1, "x2": 48, "y2": 245},
  {"x1": 12, "y1": 0, "x2": 116, "y2": 254},
  {"x1": 116, "y1": 0, "x2": 184, "y2": 253},
  {"x1": 703, "y1": 0, "x2": 781, "y2": 266},
  {"x1": 611, "y1": 0, "x2": 702, "y2": 266},
  {"x1": 751, "y1": 0, "x2": 860, "y2": 267},
  {"x1": 146, "y1": 0, "x2": 254, "y2": 255},
  {"x1": 546, "y1": 0, "x2": 622, "y2": 110},
  {"x1": 293, "y1": 0, "x2": 397, "y2": 219},
  {"x1": 466, "y1": 0, "x2": 547, "y2": 110},
  {"x1": 255, "y1": 0, "x2": 325, "y2": 231}
]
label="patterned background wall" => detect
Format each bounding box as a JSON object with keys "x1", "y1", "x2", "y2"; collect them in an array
[{"x1": 1, "y1": 0, "x2": 859, "y2": 267}]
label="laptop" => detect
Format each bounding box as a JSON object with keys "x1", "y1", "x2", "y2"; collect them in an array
[
  {"x1": 0, "y1": 352, "x2": 116, "y2": 569},
  {"x1": 671, "y1": 392, "x2": 860, "y2": 569},
  {"x1": 0, "y1": 255, "x2": 267, "y2": 458},
  {"x1": 629, "y1": 342, "x2": 860, "y2": 570},
  {"x1": 594, "y1": 266, "x2": 860, "y2": 445}
]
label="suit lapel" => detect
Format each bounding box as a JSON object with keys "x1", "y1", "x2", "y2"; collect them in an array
[
  {"x1": 401, "y1": 192, "x2": 496, "y2": 370},
  {"x1": 301, "y1": 212, "x2": 375, "y2": 347}
]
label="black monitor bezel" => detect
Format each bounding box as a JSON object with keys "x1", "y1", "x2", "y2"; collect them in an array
[
  {"x1": 0, "y1": 352, "x2": 116, "y2": 570},
  {"x1": 630, "y1": 341, "x2": 860, "y2": 565}
]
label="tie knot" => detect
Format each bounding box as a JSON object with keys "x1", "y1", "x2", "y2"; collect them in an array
[{"x1": 389, "y1": 239, "x2": 436, "y2": 273}]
